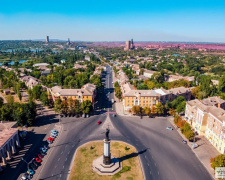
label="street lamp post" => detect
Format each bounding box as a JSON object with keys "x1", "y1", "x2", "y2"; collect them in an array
[
  {"x1": 21, "y1": 157, "x2": 29, "y2": 169},
  {"x1": 193, "y1": 127, "x2": 197, "y2": 149}
]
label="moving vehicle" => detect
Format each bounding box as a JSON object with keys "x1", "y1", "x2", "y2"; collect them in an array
[
  {"x1": 111, "y1": 99, "x2": 114, "y2": 103},
  {"x1": 97, "y1": 121, "x2": 102, "y2": 125},
  {"x1": 112, "y1": 114, "x2": 116, "y2": 117},
  {"x1": 166, "y1": 127, "x2": 173, "y2": 130}
]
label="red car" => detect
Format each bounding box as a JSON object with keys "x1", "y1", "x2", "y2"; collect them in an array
[
  {"x1": 35, "y1": 157, "x2": 42, "y2": 163},
  {"x1": 36, "y1": 153, "x2": 43, "y2": 159},
  {"x1": 97, "y1": 121, "x2": 102, "y2": 125},
  {"x1": 48, "y1": 137, "x2": 54, "y2": 142}
]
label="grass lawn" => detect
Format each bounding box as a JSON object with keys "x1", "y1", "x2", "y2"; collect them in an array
[{"x1": 69, "y1": 141, "x2": 143, "y2": 180}]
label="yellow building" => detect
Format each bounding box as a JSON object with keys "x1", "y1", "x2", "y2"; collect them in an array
[
  {"x1": 48, "y1": 83, "x2": 96, "y2": 104},
  {"x1": 121, "y1": 82, "x2": 191, "y2": 111}
]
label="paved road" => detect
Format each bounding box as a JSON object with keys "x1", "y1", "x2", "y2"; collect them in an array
[{"x1": 4, "y1": 65, "x2": 212, "y2": 180}]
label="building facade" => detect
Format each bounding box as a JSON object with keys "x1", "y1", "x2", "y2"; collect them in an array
[{"x1": 48, "y1": 83, "x2": 96, "y2": 104}]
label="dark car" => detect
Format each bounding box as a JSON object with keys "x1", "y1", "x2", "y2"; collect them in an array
[
  {"x1": 31, "y1": 159, "x2": 39, "y2": 167},
  {"x1": 29, "y1": 163, "x2": 37, "y2": 170}
]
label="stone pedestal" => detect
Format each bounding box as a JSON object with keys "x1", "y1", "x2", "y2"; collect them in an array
[
  {"x1": 103, "y1": 139, "x2": 111, "y2": 165},
  {"x1": 93, "y1": 156, "x2": 122, "y2": 175}
]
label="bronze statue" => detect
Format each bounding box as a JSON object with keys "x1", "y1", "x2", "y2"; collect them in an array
[{"x1": 105, "y1": 128, "x2": 110, "y2": 141}]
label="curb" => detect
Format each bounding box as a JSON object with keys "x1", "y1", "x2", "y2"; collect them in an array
[
  {"x1": 67, "y1": 140, "x2": 146, "y2": 180},
  {"x1": 168, "y1": 118, "x2": 215, "y2": 180}
]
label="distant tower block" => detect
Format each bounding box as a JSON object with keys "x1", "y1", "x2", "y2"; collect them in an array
[
  {"x1": 46, "y1": 36, "x2": 49, "y2": 43},
  {"x1": 124, "y1": 39, "x2": 135, "y2": 51},
  {"x1": 67, "y1": 38, "x2": 71, "y2": 45}
]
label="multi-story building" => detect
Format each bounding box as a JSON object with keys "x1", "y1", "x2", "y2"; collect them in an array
[
  {"x1": 185, "y1": 96, "x2": 225, "y2": 153},
  {"x1": 124, "y1": 39, "x2": 135, "y2": 51},
  {"x1": 48, "y1": 83, "x2": 96, "y2": 104},
  {"x1": 205, "y1": 107, "x2": 225, "y2": 153},
  {"x1": 143, "y1": 70, "x2": 157, "y2": 78},
  {"x1": 121, "y1": 82, "x2": 191, "y2": 111},
  {"x1": 46, "y1": 36, "x2": 49, "y2": 43}
]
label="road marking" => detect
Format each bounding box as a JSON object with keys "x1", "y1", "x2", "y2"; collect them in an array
[
  {"x1": 58, "y1": 158, "x2": 60, "y2": 161},
  {"x1": 65, "y1": 158, "x2": 67, "y2": 161},
  {"x1": 145, "y1": 155, "x2": 147, "y2": 159},
  {"x1": 61, "y1": 151, "x2": 63, "y2": 154},
  {"x1": 68, "y1": 151, "x2": 70, "y2": 154},
  {"x1": 52, "y1": 174, "x2": 53, "y2": 176},
  {"x1": 155, "y1": 163, "x2": 156, "y2": 166},
  {"x1": 60, "y1": 174, "x2": 62, "y2": 177},
  {"x1": 158, "y1": 171, "x2": 159, "y2": 175},
  {"x1": 55, "y1": 165, "x2": 57, "y2": 168},
  {"x1": 147, "y1": 163, "x2": 149, "y2": 167},
  {"x1": 63, "y1": 166, "x2": 64, "y2": 169},
  {"x1": 150, "y1": 171, "x2": 151, "y2": 174},
  {"x1": 136, "y1": 143, "x2": 138, "y2": 146}
]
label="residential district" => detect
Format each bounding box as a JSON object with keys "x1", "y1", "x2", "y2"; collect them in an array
[{"x1": 0, "y1": 39, "x2": 225, "y2": 179}]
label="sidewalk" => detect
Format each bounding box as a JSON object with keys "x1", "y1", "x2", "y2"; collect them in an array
[
  {"x1": 168, "y1": 117, "x2": 219, "y2": 180},
  {"x1": 112, "y1": 72, "x2": 133, "y2": 117}
]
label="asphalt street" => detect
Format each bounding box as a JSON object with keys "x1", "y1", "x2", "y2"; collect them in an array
[{"x1": 10, "y1": 65, "x2": 213, "y2": 180}]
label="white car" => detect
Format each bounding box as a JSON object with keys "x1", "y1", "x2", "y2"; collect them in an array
[{"x1": 166, "y1": 127, "x2": 173, "y2": 130}]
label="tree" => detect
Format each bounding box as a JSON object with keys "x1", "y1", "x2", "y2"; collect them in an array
[
  {"x1": 191, "y1": 86, "x2": 201, "y2": 98},
  {"x1": 155, "y1": 102, "x2": 164, "y2": 115},
  {"x1": 114, "y1": 81, "x2": 119, "y2": 88},
  {"x1": 81, "y1": 100, "x2": 92, "y2": 114},
  {"x1": 115, "y1": 87, "x2": 122, "y2": 100},
  {"x1": 219, "y1": 74, "x2": 225, "y2": 92},
  {"x1": 32, "y1": 85, "x2": 42, "y2": 99},
  {"x1": 61, "y1": 100, "x2": 68, "y2": 115},
  {"x1": 74, "y1": 99, "x2": 80, "y2": 115},
  {"x1": 54, "y1": 98, "x2": 62, "y2": 113},
  {"x1": 184, "y1": 130, "x2": 194, "y2": 141},
  {"x1": 40, "y1": 91, "x2": 49, "y2": 106},
  {"x1": 151, "y1": 106, "x2": 157, "y2": 115},
  {"x1": 211, "y1": 154, "x2": 225, "y2": 170},
  {"x1": 171, "y1": 96, "x2": 185, "y2": 109},
  {"x1": 0, "y1": 97, "x2": 4, "y2": 108},
  {"x1": 6, "y1": 95, "x2": 14, "y2": 104},
  {"x1": 18, "y1": 91, "x2": 22, "y2": 101},
  {"x1": 169, "y1": 108, "x2": 176, "y2": 116},
  {"x1": 176, "y1": 101, "x2": 186, "y2": 114},
  {"x1": 144, "y1": 107, "x2": 151, "y2": 117},
  {"x1": 181, "y1": 122, "x2": 192, "y2": 134}
]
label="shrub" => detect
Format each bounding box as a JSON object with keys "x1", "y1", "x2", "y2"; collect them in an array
[
  {"x1": 211, "y1": 154, "x2": 225, "y2": 169},
  {"x1": 181, "y1": 122, "x2": 192, "y2": 134},
  {"x1": 184, "y1": 130, "x2": 194, "y2": 141}
]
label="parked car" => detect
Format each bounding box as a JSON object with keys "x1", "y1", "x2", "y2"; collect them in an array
[
  {"x1": 47, "y1": 137, "x2": 54, "y2": 144},
  {"x1": 21, "y1": 173, "x2": 32, "y2": 180},
  {"x1": 29, "y1": 163, "x2": 37, "y2": 170},
  {"x1": 192, "y1": 143, "x2": 198, "y2": 149},
  {"x1": 31, "y1": 159, "x2": 39, "y2": 167},
  {"x1": 97, "y1": 121, "x2": 102, "y2": 125},
  {"x1": 35, "y1": 153, "x2": 43, "y2": 159},
  {"x1": 27, "y1": 169, "x2": 35, "y2": 175},
  {"x1": 40, "y1": 147, "x2": 48, "y2": 153},
  {"x1": 166, "y1": 127, "x2": 173, "y2": 130},
  {"x1": 35, "y1": 157, "x2": 41, "y2": 163},
  {"x1": 182, "y1": 140, "x2": 187, "y2": 144},
  {"x1": 112, "y1": 114, "x2": 116, "y2": 117}
]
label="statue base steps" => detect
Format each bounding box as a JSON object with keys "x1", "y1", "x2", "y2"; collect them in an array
[{"x1": 93, "y1": 155, "x2": 122, "y2": 175}]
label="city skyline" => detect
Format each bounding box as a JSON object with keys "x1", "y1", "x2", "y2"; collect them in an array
[{"x1": 0, "y1": 0, "x2": 225, "y2": 42}]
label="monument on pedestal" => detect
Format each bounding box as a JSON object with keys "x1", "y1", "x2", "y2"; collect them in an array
[{"x1": 92, "y1": 128, "x2": 122, "y2": 175}]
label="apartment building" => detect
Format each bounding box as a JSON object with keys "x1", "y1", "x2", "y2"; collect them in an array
[
  {"x1": 121, "y1": 82, "x2": 191, "y2": 111},
  {"x1": 48, "y1": 83, "x2": 96, "y2": 104},
  {"x1": 205, "y1": 107, "x2": 225, "y2": 153},
  {"x1": 185, "y1": 96, "x2": 225, "y2": 153}
]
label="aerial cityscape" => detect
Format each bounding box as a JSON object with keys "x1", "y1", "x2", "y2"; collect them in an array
[{"x1": 0, "y1": 0, "x2": 225, "y2": 180}]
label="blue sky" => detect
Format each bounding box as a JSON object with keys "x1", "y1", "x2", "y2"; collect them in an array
[{"x1": 0, "y1": 0, "x2": 225, "y2": 42}]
